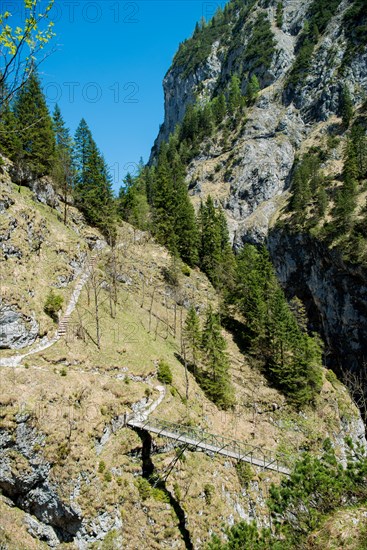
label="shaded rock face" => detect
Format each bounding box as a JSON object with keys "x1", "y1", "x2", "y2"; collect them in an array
[
  {"x1": 0, "y1": 305, "x2": 39, "y2": 349},
  {"x1": 268, "y1": 229, "x2": 367, "y2": 372},
  {"x1": 0, "y1": 415, "x2": 82, "y2": 545}
]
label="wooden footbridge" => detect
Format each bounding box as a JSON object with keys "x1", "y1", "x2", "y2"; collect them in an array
[{"x1": 127, "y1": 416, "x2": 291, "y2": 476}]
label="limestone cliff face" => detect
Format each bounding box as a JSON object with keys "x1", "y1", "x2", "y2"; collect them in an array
[
  {"x1": 153, "y1": 0, "x2": 366, "y2": 243},
  {"x1": 152, "y1": 0, "x2": 367, "y2": 372}
]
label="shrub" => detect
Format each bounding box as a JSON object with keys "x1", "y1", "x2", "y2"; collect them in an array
[
  {"x1": 157, "y1": 360, "x2": 173, "y2": 385},
  {"x1": 236, "y1": 462, "x2": 253, "y2": 487},
  {"x1": 135, "y1": 477, "x2": 151, "y2": 500},
  {"x1": 44, "y1": 290, "x2": 63, "y2": 322},
  {"x1": 98, "y1": 460, "x2": 106, "y2": 473},
  {"x1": 204, "y1": 483, "x2": 215, "y2": 505},
  {"x1": 181, "y1": 263, "x2": 191, "y2": 276}
]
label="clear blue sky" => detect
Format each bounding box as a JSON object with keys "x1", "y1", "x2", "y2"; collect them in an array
[{"x1": 29, "y1": 0, "x2": 226, "y2": 192}]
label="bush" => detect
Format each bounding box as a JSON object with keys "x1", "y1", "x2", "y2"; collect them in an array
[
  {"x1": 44, "y1": 290, "x2": 63, "y2": 322},
  {"x1": 135, "y1": 477, "x2": 151, "y2": 500},
  {"x1": 236, "y1": 462, "x2": 253, "y2": 487},
  {"x1": 203, "y1": 483, "x2": 215, "y2": 505},
  {"x1": 157, "y1": 360, "x2": 173, "y2": 384},
  {"x1": 181, "y1": 263, "x2": 191, "y2": 276},
  {"x1": 98, "y1": 460, "x2": 106, "y2": 473}
]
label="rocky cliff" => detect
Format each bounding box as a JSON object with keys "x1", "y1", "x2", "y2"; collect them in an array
[{"x1": 152, "y1": 0, "x2": 367, "y2": 373}]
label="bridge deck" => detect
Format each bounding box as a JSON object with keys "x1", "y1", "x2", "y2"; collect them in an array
[{"x1": 128, "y1": 418, "x2": 290, "y2": 475}]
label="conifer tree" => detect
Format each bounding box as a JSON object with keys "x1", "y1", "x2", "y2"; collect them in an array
[
  {"x1": 228, "y1": 74, "x2": 243, "y2": 114},
  {"x1": 52, "y1": 104, "x2": 74, "y2": 224},
  {"x1": 341, "y1": 85, "x2": 353, "y2": 128},
  {"x1": 150, "y1": 143, "x2": 177, "y2": 253},
  {"x1": 246, "y1": 74, "x2": 260, "y2": 104},
  {"x1": 0, "y1": 87, "x2": 19, "y2": 160},
  {"x1": 201, "y1": 305, "x2": 234, "y2": 409},
  {"x1": 13, "y1": 71, "x2": 55, "y2": 176},
  {"x1": 74, "y1": 118, "x2": 116, "y2": 240},
  {"x1": 211, "y1": 93, "x2": 227, "y2": 124}
]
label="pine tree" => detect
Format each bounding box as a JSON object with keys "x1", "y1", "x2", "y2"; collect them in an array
[
  {"x1": 52, "y1": 104, "x2": 74, "y2": 224},
  {"x1": 74, "y1": 118, "x2": 116, "y2": 240},
  {"x1": 246, "y1": 74, "x2": 260, "y2": 104},
  {"x1": 350, "y1": 124, "x2": 367, "y2": 181},
  {"x1": 0, "y1": 93, "x2": 20, "y2": 160},
  {"x1": 211, "y1": 93, "x2": 227, "y2": 124},
  {"x1": 201, "y1": 305, "x2": 234, "y2": 409},
  {"x1": 341, "y1": 85, "x2": 354, "y2": 128},
  {"x1": 170, "y1": 150, "x2": 199, "y2": 266},
  {"x1": 150, "y1": 144, "x2": 177, "y2": 253},
  {"x1": 198, "y1": 196, "x2": 223, "y2": 285},
  {"x1": 13, "y1": 71, "x2": 55, "y2": 176},
  {"x1": 228, "y1": 75, "x2": 243, "y2": 114}
]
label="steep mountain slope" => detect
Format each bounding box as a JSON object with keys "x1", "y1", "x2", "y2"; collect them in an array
[
  {"x1": 1, "y1": 159, "x2": 365, "y2": 548},
  {"x1": 151, "y1": 0, "x2": 367, "y2": 374}
]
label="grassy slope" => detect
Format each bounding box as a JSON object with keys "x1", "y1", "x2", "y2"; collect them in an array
[{"x1": 0, "y1": 172, "x2": 363, "y2": 549}]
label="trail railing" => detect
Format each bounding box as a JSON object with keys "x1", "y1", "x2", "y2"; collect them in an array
[{"x1": 127, "y1": 415, "x2": 290, "y2": 475}]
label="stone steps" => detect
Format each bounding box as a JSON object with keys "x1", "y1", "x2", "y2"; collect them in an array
[{"x1": 57, "y1": 254, "x2": 97, "y2": 337}]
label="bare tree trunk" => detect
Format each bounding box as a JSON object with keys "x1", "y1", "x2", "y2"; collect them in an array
[{"x1": 148, "y1": 287, "x2": 156, "y2": 333}]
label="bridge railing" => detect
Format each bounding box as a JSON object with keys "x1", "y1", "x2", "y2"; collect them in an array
[{"x1": 130, "y1": 415, "x2": 289, "y2": 472}]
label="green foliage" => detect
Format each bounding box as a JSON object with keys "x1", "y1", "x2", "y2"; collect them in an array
[
  {"x1": 44, "y1": 290, "x2": 63, "y2": 322},
  {"x1": 13, "y1": 71, "x2": 55, "y2": 176},
  {"x1": 0, "y1": 0, "x2": 55, "y2": 108},
  {"x1": 151, "y1": 487, "x2": 170, "y2": 503},
  {"x1": 341, "y1": 85, "x2": 354, "y2": 128},
  {"x1": 104, "y1": 471, "x2": 112, "y2": 482},
  {"x1": 290, "y1": 152, "x2": 327, "y2": 223},
  {"x1": 172, "y1": 4, "x2": 232, "y2": 77},
  {"x1": 276, "y1": 2, "x2": 284, "y2": 28},
  {"x1": 286, "y1": 0, "x2": 342, "y2": 90},
  {"x1": 98, "y1": 460, "x2": 106, "y2": 473},
  {"x1": 235, "y1": 462, "x2": 253, "y2": 487},
  {"x1": 342, "y1": 0, "x2": 367, "y2": 67},
  {"x1": 148, "y1": 141, "x2": 199, "y2": 265},
  {"x1": 240, "y1": 12, "x2": 275, "y2": 74},
  {"x1": 228, "y1": 75, "x2": 243, "y2": 114},
  {"x1": 157, "y1": 360, "x2": 173, "y2": 385},
  {"x1": 203, "y1": 483, "x2": 215, "y2": 505},
  {"x1": 52, "y1": 104, "x2": 74, "y2": 218},
  {"x1": 135, "y1": 477, "x2": 151, "y2": 501},
  {"x1": 198, "y1": 196, "x2": 236, "y2": 290},
  {"x1": 232, "y1": 245, "x2": 323, "y2": 408},
  {"x1": 207, "y1": 522, "x2": 280, "y2": 550},
  {"x1": 246, "y1": 75, "x2": 260, "y2": 105},
  {"x1": 73, "y1": 118, "x2": 116, "y2": 240},
  {"x1": 200, "y1": 305, "x2": 235, "y2": 409},
  {"x1": 118, "y1": 164, "x2": 150, "y2": 232},
  {"x1": 268, "y1": 439, "x2": 367, "y2": 544},
  {"x1": 209, "y1": 440, "x2": 367, "y2": 549}
]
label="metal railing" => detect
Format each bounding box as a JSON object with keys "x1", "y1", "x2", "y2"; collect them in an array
[{"x1": 127, "y1": 415, "x2": 290, "y2": 475}]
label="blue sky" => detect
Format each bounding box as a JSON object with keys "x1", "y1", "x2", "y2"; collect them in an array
[{"x1": 23, "y1": 0, "x2": 227, "y2": 192}]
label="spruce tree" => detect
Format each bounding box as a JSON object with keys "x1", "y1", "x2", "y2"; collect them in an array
[
  {"x1": 228, "y1": 75, "x2": 243, "y2": 114},
  {"x1": 201, "y1": 305, "x2": 234, "y2": 409},
  {"x1": 341, "y1": 85, "x2": 353, "y2": 128},
  {"x1": 246, "y1": 75, "x2": 260, "y2": 104},
  {"x1": 52, "y1": 104, "x2": 74, "y2": 224},
  {"x1": 13, "y1": 71, "x2": 55, "y2": 176},
  {"x1": 74, "y1": 118, "x2": 116, "y2": 239},
  {"x1": 0, "y1": 94, "x2": 19, "y2": 160}
]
